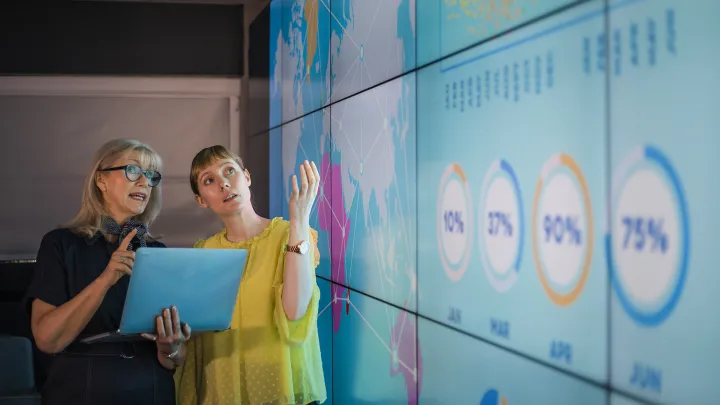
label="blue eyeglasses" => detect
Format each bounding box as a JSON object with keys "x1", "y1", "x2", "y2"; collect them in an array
[{"x1": 100, "y1": 164, "x2": 162, "y2": 187}]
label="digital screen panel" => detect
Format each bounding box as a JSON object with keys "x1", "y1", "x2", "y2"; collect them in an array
[
  {"x1": 419, "y1": 317, "x2": 607, "y2": 405},
  {"x1": 281, "y1": 108, "x2": 332, "y2": 280},
  {"x1": 417, "y1": 0, "x2": 607, "y2": 382},
  {"x1": 329, "y1": 74, "x2": 417, "y2": 309},
  {"x1": 333, "y1": 291, "x2": 419, "y2": 404},
  {"x1": 609, "y1": 0, "x2": 720, "y2": 403},
  {"x1": 268, "y1": 0, "x2": 720, "y2": 404},
  {"x1": 329, "y1": 0, "x2": 416, "y2": 102},
  {"x1": 416, "y1": 0, "x2": 578, "y2": 66},
  {"x1": 272, "y1": 0, "x2": 331, "y2": 124}
]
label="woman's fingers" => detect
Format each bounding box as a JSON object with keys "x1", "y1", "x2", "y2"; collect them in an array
[
  {"x1": 290, "y1": 160, "x2": 322, "y2": 217},
  {"x1": 111, "y1": 262, "x2": 132, "y2": 276},
  {"x1": 156, "y1": 315, "x2": 166, "y2": 340},
  {"x1": 182, "y1": 323, "x2": 192, "y2": 340},
  {"x1": 311, "y1": 161, "x2": 320, "y2": 194},
  {"x1": 115, "y1": 257, "x2": 134, "y2": 269},
  {"x1": 112, "y1": 250, "x2": 135, "y2": 262},
  {"x1": 299, "y1": 162, "x2": 309, "y2": 197},
  {"x1": 163, "y1": 309, "x2": 173, "y2": 338},
  {"x1": 118, "y1": 228, "x2": 137, "y2": 251},
  {"x1": 112, "y1": 251, "x2": 135, "y2": 269},
  {"x1": 113, "y1": 250, "x2": 134, "y2": 276},
  {"x1": 306, "y1": 162, "x2": 316, "y2": 192},
  {"x1": 291, "y1": 174, "x2": 299, "y2": 199},
  {"x1": 171, "y1": 307, "x2": 181, "y2": 336}
]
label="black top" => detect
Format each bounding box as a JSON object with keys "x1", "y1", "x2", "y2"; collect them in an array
[
  {"x1": 26, "y1": 228, "x2": 165, "y2": 336},
  {"x1": 25, "y1": 228, "x2": 175, "y2": 405}
]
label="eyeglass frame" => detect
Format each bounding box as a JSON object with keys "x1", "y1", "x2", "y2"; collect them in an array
[{"x1": 99, "y1": 164, "x2": 162, "y2": 187}]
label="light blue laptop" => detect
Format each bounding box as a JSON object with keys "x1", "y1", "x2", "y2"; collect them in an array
[{"x1": 81, "y1": 247, "x2": 247, "y2": 344}]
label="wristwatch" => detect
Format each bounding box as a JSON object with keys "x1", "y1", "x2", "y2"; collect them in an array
[{"x1": 286, "y1": 240, "x2": 310, "y2": 255}]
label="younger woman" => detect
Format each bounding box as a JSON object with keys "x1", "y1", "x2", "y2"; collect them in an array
[{"x1": 174, "y1": 145, "x2": 326, "y2": 405}]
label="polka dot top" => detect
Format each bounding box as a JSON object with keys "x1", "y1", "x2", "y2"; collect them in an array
[{"x1": 174, "y1": 217, "x2": 327, "y2": 405}]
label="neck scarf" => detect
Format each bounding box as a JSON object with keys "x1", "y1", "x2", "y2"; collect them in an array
[{"x1": 101, "y1": 217, "x2": 148, "y2": 250}]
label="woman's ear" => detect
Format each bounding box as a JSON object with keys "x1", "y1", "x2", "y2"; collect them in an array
[
  {"x1": 244, "y1": 169, "x2": 251, "y2": 187},
  {"x1": 195, "y1": 194, "x2": 208, "y2": 208},
  {"x1": 95, "y1": 172, "x2": 107, "y2": 193}
]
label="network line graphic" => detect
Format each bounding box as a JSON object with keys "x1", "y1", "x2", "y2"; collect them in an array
[{"x1": 277, "y1": 0, "x2": 420, "y2": 402}]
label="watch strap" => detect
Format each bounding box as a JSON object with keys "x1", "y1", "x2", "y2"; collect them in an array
[{"x1": 286, "y1": 240, "x2": 308, "y2": 254}]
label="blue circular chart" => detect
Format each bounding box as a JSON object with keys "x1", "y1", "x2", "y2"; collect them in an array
[
  {"x1": 480, "y1": 389, "x2": 509, "y2": 405},
  {"x1": 478, "y1": 159, "x2": 524, "y2": 293},
  {"x1": 608, "y1": 145, "x2": 689, "y2": 327}
]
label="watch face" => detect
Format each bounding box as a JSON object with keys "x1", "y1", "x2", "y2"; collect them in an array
[{"x1": 299, "y1": 241, "x2": 310, "y2": 254}]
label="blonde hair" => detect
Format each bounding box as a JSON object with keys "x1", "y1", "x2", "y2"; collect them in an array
[
  {"x1": 189, "y1": 145, "x2": 245, "y2": 196},
  {"x1": 64, "y1": 138, "x2": 163, "y2": 239}
]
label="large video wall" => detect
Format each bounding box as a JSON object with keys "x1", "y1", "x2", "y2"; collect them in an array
[{"x1": 266, "y1": 0, "x2": 720, "y2": 404}]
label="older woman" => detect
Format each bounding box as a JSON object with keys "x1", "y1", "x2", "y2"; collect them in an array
[{"x1": 25, "y1": 139, "x2": 191, "y2": 405}]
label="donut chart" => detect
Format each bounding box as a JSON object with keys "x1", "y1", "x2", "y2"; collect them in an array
[
  {"x1": 608, "y1": 145, "x2": 689, "y2": 327},
  {"x1": 437, "y1": 163, "x2": 473, "y2": 282},
  {"x1": 479, "y1": 389, "x2": 510, "y2": 405},
  {"x1": 532, "y1": 153, "x2": 594, "y2": 307},
  {"x1": 479, "y1": 159, "x2": 524, "y2": 293}
]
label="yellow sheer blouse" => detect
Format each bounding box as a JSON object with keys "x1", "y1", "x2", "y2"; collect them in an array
[{"x1": 174, "y1": 217, "x2": 327, "y2": 405}]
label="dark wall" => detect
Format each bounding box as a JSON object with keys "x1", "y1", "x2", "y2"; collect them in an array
[
  {"x1": 0, "y1": 2, "x2": 249, "y2": 390},
  {"x1": 247, "y1": 2, "x2": 271, "y2": 136},
  {"x1": 245, "y1": 2, "x2": 271, "y2": 218},
  {"x1": 249, "y1": 3, "x2": 270, "y2": 78},
  {"x1": 0, "y1": 1, "x2": 244, "y2": 76},
  {"x1": 246, "y1": 130, "x2": 270, "y2": 219}
]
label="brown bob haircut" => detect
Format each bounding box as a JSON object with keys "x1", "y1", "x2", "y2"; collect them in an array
[{"x1": 189, "y1": 145, "x2": 245, "y2": 196}]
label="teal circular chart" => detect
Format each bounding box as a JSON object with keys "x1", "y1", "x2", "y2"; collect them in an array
[
  {"x1": 478, "y1": 159, "x2": 524, "y2": 293},
  {"x1": 608, "y1": 145, "x2": 690, "y2": 327},
  {"x1": 437, "y1": 163, "x2": 473, "y2": 282}
]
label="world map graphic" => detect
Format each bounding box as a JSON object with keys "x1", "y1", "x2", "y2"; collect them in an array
[{"x1": 272, "y1": 0, "x2": 420, "y2": 403}]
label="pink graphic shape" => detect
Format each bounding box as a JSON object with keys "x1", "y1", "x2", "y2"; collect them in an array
[
  {"x1": 317, "y1": 152, "x2": 350, "y2": 333},
  {"x1": 390, "y1": 302, "x2": 422, "y2": 405}
]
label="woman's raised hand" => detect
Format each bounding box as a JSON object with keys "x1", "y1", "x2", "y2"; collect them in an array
[
  {"x1": 100, "y1": 229, "x2": 137, "y2": 286},
  {"x1": 288, "y1": 160, "x2": 320, "y2": 225}
]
